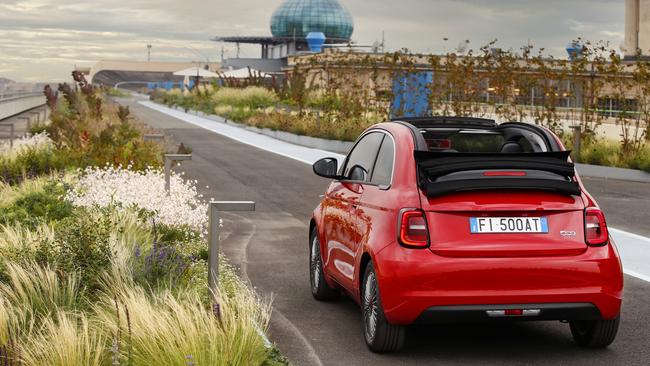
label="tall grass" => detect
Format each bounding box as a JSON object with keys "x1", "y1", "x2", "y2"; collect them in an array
[
  {"x1": 20, "y1": 311, "x2": 107, "y2": 366},
  {"x1": 211, "y1": 87, "x2": 278, "y2": 109},
  {"x1": 0, "y1": 262, "x2": 81, "y2": 319},
  {"x1": 95, "y1": 283, "x2": 270, "y2": 366},
  {"x1": 0, "y1": 222, "x2": 55, "y2": 260}
]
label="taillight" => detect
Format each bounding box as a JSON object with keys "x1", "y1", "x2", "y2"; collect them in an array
[
  {"x1": 585, "y1": 208, "x2": 608, "y2": 246},
  {"x1": 398, "y1": 209, "x2": 429, "y2": 248},
  {"x1": 483, "y1": 171, "x2": 527, "y2": 177}
]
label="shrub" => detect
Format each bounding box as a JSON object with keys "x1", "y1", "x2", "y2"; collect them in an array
[
  {"x1": 211, "y1": 86, "x2": 278, "y2": 109},
  {"x1": 133, "y1": 239, "x2": 191, "y2": 292},
  {"x1": 0, "y1": 180, "x2": 73, "y2": 228},
  {"x1": 36, "y1": 210, "x2": 115, "y2": 294},
  {"x1": 0, "y1": 133, "x2": 66, "y2": 185},
  {"x1": 43, "y1": 87, "x2": 163, "y2": 171},
  {"x1": 30, "y1": 123, "x2": 49, "y2": 135}
]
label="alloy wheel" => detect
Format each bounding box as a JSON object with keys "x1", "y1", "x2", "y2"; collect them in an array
[
  {"x1": 310, "y1": 236, "x2": 321, "y2": 291},
  {"x1": 363, "y1": 272, "x2": 379, "y2": 343}
]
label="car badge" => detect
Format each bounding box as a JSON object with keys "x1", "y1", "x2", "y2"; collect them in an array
[{"x1": 560, "y1": 230, "x2": 576, "y2": 237}]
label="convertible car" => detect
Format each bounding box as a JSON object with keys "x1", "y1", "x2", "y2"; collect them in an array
[{"x1": 309, "y1": 117, "x2": 623, "y2": 353}]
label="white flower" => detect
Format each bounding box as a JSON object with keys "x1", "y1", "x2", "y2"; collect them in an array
[
  {"x1": 67, "y1": 166, "x2": 208, "y2": 231},
  {"x1": 0, "y1": 132, "x2": 54, "y2": 157}
]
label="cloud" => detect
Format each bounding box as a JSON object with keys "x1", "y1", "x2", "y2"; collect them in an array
[{"x1": 0, "y1": 0, "x2": 626, "y2": 81}]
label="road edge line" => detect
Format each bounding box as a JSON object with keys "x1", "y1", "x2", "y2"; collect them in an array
[{"x1": 623, "y1": 269, "x2": 650, "y2": 283}]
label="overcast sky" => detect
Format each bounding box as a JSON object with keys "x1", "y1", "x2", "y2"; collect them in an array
[{"x1": 0, "y1": 0, "x2": 626, "y2": 82}]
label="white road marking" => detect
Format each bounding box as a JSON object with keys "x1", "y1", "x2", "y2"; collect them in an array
[
  {"x1": 139, "y1": 101, "x2": 345, "y2": 165},
  {"x1": 139, "y1": 100, "x2": 650, "y2": 283},
  {"x1": 609, "y1": 228, "x2": 650, "y2": 282}
]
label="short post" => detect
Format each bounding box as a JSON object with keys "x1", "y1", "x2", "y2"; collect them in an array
[
  {"x1": 164, "y1": 154, "x2": 192, "y2": 192},
  {"x1": 143, "y1": 133, "x2": 165, "y2": 142},
  {"x1": 208, "y1": 201, "x2": 256, "y2": 299},
  {"x1": 570, "y1": 125, "x2": 581, "y2": 163}
]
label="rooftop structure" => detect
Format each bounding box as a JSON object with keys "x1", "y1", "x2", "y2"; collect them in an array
[
  {"x1": 213, "y1": 0, "x2": 354, "y2": 70},
  {"x1": 270, "y1": 0, "x2": 353, "y2": 41}
]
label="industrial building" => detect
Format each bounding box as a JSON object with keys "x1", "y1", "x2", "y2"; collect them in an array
[{"x1": 213, "y1": 0, "x2": 355, "y2": 72}]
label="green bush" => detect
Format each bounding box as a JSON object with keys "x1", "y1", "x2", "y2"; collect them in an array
[
  {"x1": 29, "y1": 123, "x2": 49, "y2": 135},
  {"x1": 0, "y1": 146, "x2": 67, "y2": 186},
  {"x1": 222, "y1": 107, "x2": 259, "y2": 123},
  {"x1": 39, "y1": 210, "x2": 114, "y2": 294},
  {"x1": 581, "y1": 140, "x2": 620, "y2": 167},
  {"x1": 626, "y1": 146, "x2": 650, "y2": 172},
  {"x1": 0, "y1": 181, "x2": 73, "y2": 228}
]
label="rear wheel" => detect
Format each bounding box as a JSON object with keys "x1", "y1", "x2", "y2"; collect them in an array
[
  {"x1": 362, "y1": 263, "x2": 405, "y2": 353},
  {"x1": 309, "y1": 228, "x2": 339, "y2": 301},
  {"x1": 570, "y1": 316, "x2": 620, "y2": 348}
]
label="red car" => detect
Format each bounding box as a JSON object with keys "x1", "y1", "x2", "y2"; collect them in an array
[{"x1": 309, "y1": 117, "x2": 623, "y2": 353}]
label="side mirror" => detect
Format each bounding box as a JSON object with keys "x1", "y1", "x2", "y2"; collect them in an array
[{"x1": 313, "y1": 157, "x2": 341, "y2": 179}]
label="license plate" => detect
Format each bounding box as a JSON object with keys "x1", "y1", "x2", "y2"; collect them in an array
[{"x1": 469, "y1": 217, "x2": 548, "y2": 234}]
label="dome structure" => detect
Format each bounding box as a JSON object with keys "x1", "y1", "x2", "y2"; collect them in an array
[{"x1": 270, "y1": 0, "x2": 354, "y2": 41}]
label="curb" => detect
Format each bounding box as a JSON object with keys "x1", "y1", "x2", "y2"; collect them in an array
[
  {"x1": 575, "y1": 163, "x2": 650, "y2": 183},
  {"x1": 165, "y1": 104, "x2": 650, "y2": 183},
  {"x1": 186, "y1": 108, "x2": 354, "y2": 154}
]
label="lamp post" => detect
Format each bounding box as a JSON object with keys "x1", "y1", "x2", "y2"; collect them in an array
[{"x1": 164, "y1": 154, "x2": 192, "y2": 193}]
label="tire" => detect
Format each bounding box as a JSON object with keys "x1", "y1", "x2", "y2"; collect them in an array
[
  {"x1": 309, "y1": 228, "x2": 339, "y2": 301},
  {"x1": 570, "y1": 316, "x2": 620, "y2": 348},
  {"x1": 361, "y1": 263, "x2": 405, "y2": 353}
]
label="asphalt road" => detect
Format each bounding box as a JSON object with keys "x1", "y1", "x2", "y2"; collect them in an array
[{"x1": 121, "y1": 98, "x2": 650, "y2": 366}]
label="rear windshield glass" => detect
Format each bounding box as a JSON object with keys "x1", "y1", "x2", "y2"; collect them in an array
[{"x1": 421, "y1": 128, "x2": 547, "y2": 153}]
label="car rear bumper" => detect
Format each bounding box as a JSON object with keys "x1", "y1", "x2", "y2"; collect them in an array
[
  {"x1": 415, "y1": 303, "x2": 601, "y2": 324},
  {"x1": 373, "y1": 242, "x2": 623, "y2": 325}
]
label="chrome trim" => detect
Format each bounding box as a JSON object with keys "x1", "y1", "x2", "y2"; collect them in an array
[{"x1": 486, "y1": 309, "x2": 541, "y2": 317}]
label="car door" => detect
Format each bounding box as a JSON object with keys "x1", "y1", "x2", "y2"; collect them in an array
[
  {"x1": 352, "y1": 133, "x2": 397, "y2": 290},
  {"x1": 322, "y1": 132, "x2": 384, "y2": 291}
]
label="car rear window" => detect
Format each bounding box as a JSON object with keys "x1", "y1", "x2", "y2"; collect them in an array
[{"x1": 421, "y1": 128, "x2": 546, "y2": 153}]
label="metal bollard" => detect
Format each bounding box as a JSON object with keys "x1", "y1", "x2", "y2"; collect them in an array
[
  {"x1": 208, "y1": 201, "x2": 256, "y2": 299},
  {"x1": 164, "y1": 154, "x2": 192, "y2": 192},
  {"x1": 569, "y1": 125, "x2": 581, "y2": 163}
]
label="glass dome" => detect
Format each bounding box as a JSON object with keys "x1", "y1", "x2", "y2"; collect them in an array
[{"x1": 270, "y1": 0, "x2": 354, "y2": 41}]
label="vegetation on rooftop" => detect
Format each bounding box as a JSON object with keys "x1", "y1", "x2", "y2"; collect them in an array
[{"x1": 152, "y1": 40, "x2": 649, "y2": 172}]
